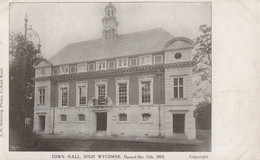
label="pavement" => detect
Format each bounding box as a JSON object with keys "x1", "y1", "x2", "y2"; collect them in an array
[{"x1": 37, "y1": 134, "x2": 204, "y2": 145}]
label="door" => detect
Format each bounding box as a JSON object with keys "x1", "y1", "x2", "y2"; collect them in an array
[
  {"x1": 96, "y1": 112, "x2": 107, "y2": 131},
  {"x1": 39, "y1": 115, "x2": 45, "y2": 132},
  {"x1": 172, "y1": 114, "x2": 185, "y2": 133}
]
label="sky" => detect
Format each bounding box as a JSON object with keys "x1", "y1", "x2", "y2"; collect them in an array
[{"x1": 10, "y1": 2, "x2": 211, "y2": 59}]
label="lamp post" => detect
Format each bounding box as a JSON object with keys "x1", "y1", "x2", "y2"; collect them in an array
[
  {"x1": 23, "y1": 13, "x2": 42, "y2": 126},
  {"x1": 24, "y1": 13, "x2": 42, "y2": 58}
]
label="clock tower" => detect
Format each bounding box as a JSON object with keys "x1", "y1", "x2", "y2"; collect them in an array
[{"x1": 102, "y1": 3, "x2": 119, "y2": 41}]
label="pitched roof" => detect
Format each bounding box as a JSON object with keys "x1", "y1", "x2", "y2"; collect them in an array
[{"x1": 49, "y1": 28, "x2": 173, "y2": 65}]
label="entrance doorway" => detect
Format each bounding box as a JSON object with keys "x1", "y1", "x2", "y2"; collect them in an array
[
  {"x1": 39, "y1": 115, "x2": 45, "y2": 132},
  {"x1": 96, "y1": 112, "x2": 107, "y2": 131},
  {"x1": 172, "y1": 114, "x2": 185, "y2": 133}
]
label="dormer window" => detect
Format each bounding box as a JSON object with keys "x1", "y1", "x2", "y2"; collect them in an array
[
  {"x1": 130, "y1": 58, "x2": 138, "y2": 67},
  {"x1": 88, "y1": 63, "x2": 95, "y2": 71},
  {"x1": 70, "y1": 66, "x2": 76, "y2": 73},
  {"x1": 108, "y1": 61, "x2": 115, "y2": 69},
  {"x1": 154, "y1": 55, "x2": 163, "y2": 64},
  {"x1": 139, "y1": 55, "x2": 152, "y2": 66},
  {"x1": 53, "y1": 68, "x2": 59, "y2": 75},
  {"x1": 77, "y1": 63, "x2": 87, "y2": 73},
  {"x1": 96, "y1": 61, "x2": 107, "y2": 71},
  {"x1": 60, "y1": 66, "x2": 69, "y2": 75},
  {"x1": 117, "y1": 58, "x2": 128, "y2": 68}
]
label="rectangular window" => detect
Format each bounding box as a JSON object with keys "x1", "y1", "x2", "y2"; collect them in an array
[
  {"x1": 142, "y1": 113, "x2": 151, "y2": 121},
  {"x1": 108, "y1": 61, "x2": 115, "y2": 69},
  {"x1": 154, "y1": 55, "x2": 163, "y2": 64},
  {"x1": 79, "y1": 86, "x2": 86, "y2": 105},
  {"x1": 78, "y1": 114, "x2": 85, "y2": 121},
  {"x1": 39, "y1": 87, "x2": 45, "y2": 104},
  {"x1": 60, "y1": 66, "x2": 69, "y2": 75},
  {"x1": 130, "y1": 58, "x2": 137, "y2": 66},
  {"x1": 88, "y1": 63, "x2": 95, "y2": 71},
  {"x1": 118, "y1": 83, "x2": 127, "y2": 105},
  {"x1": 77, "y1": 63, "x2": 87, "y2": 73},
  {"x1": 141, "y1": 82, "x2": 151, "y2": 103},
  {"x1": 119, "y1": 114, "x2": 127, "y2": 121},
  {"x1": 60, "y1": 115, "x2": 67, "y2": 121},
  {"x1": 61, "y1": 87, "x2": 68, "y2": 106},
  {"x1": 98, "y1": 85, "x2": 106, "y2": 105},
  {"x1": 139, "y1": 55, "x2": 152, "y2": 66},
  {"x1": 96, "y1": 61, "x2": 106, "y2": 71},
  {"x1": 173, "y1": 77, "x2": 184, "y2": 98},
  {"x1": 53, "y1": 68, "x2": 59, "y2": 75},
  {"x1": 70, "y1": 66, "x2": 76, "y2": 73},
  {"x1": 117, "y1": 58, "x2": 128, "y2": 68}
]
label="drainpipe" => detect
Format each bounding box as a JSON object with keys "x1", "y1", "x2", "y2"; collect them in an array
[
  {"x1": 157, "y1": 70, "x2": 162, "y2": 137},
  {"x1": 52, "y1": 82, "x2": 56, "y2": 135}
]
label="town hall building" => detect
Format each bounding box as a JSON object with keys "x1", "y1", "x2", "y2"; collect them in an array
[{"x1": 33, "y1": 3, "x2": 196, "y2": 139}]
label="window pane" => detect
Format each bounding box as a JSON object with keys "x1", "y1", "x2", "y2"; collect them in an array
[
  {"x1": 119, "y1": 83, "x2": 127, "y2": 105},
  {"x1": 155, "y1": 56, "x2": 162, "y2": 63},
  {"x1": 131, "y1": 59, "x2": 137, "y2": 66},
  {"x1": 179, "y1": 87, "x2": 183, "y2": 98},
  {"x1": 61, "y1": 88, "x2": 68, "y2": 106},
  {"x1": 174, "y1": 78, "x2": 178, "y2": 86},
  {"x1": 98, "y1": 85, "x2": 106, "y2": 105},
  {"x1": 39, "y1": 88, "x2": 45, "y2": 104},
  {"x1": 123, "y1": 59, "x2": 127, "y2": 66},
  {"x1": 142, "y1": 114, "x2": 151, "y2": 121},
  {"x1": 174, "y1": 87, "x2": 178, "y2": 98},
  {"x1": 79, "y1": 114, "x2": 85, "y2": 121},
  {"x1": 141, "y1": 82, "x2": 151, "y2": 103},
  {"x1": 119, "y1": 114, "x2": 127, "y2": 121},
  {"x1": 179, "y1": 78, "x2": 183, "y2": 86},
  {"x1": 61, "y1": 115, "x2": 66, "y2": 121},
  {"x1": 79, "y1": 86, "x2": 86, "y2": 105}
]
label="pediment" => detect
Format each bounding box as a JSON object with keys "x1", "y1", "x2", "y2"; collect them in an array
[
  {"x1": 34, "y1": 59, "x2": 52, "y2": 68},
  {"x1": 164, "y1": 37, "x2": 194, "y2": 51}
]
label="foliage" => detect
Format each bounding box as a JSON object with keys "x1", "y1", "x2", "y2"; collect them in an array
[
  {"x1": 193, "y1": 24, "x2": 212, "y2": 102},
  {"x1": 9, "y1": 32, "x2": 40, "y2": 147},
  {"x1": 194, "y1": 100, "x2": 211, "y2": 130},
  {"x1": 193, "y1": 24, "x2": 212, "y2": 84}
]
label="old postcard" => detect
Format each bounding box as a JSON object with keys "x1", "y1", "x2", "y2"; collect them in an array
[{"x1": 0, "y1": 0, "x2": 260, "y2": 160}]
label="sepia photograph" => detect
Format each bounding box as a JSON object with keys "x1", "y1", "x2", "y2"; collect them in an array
[{"x1": 9, "y1": 2, "x2": 211, "y2": 152}]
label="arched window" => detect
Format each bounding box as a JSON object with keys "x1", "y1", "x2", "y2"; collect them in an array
[
  {"x1": 78, "y1": 114, "x2": 85, "y2": 121},
  {"x1": 60, "y1": 115, "x2": 67, "y2": 121},
  {"x1": 119, "y1": 113, "x2": 127, "y2": 121},
  {"x1": 142, "y1": 113, "x2": 151, "y2": 121}
]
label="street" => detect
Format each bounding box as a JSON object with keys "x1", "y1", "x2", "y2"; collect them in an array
[{"x1": 10, "y1": 130, "x2": 211, "y2": 152}]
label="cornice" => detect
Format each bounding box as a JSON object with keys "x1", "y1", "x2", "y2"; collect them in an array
[{"x1": 34, "y1": 61, "x2": 194, "y2": 82}]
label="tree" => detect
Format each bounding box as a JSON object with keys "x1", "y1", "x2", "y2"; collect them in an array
[
  {"x1": 193, "y1": 24, "x2": 212, "y2": 84},
  {"x1": 194, "y1": 100, "x2": 211, "y2": 130},
  {"x1": 9, "y1": 32, "x2": 40, "y2": 148},
  {"x1": 193, "y1": 24, "x2": 212, "y2": 102}
]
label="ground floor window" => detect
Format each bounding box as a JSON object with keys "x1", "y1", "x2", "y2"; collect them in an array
[
  {"x1": 60, "y1": 115, "x2": 67, "y2": 122},
  {"x1": 119, "y1": 113, "x2": 127, "y2": 121},
  {"x1": 142, "y1": 113, "x2": 151, "y2": 121},
  {"x1": 78, "y1": 114, "x2": 85, "y2": 121}
]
